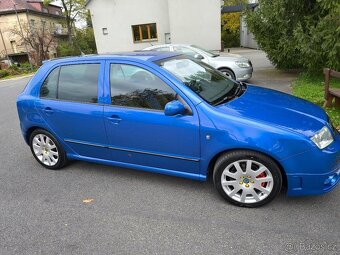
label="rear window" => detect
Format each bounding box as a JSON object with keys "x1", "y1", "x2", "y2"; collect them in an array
[{"x1": 40, "y1": 63, "x2": 100, "y2": 103}]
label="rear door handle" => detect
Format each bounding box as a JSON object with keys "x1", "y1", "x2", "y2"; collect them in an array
[
  {"x1": 44, "y1": 107, "x2": 54, "y2": 114},
  {"x1": 108, "y1": 114, "x2": 122, "y2": 124}
]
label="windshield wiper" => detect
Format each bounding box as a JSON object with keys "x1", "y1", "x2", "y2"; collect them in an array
[
  {"x1": 213, "y1": 94, "x2": 236, "y2": 106},
  {"x1": 213, "y1": 82, "x2": 246, "y2": 106}
]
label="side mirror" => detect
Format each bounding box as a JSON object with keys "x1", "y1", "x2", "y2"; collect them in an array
[
  {"x1": 164, "y1": 100, "x2": 186, "y2": 116},
  {"x1": 194, "y1": 54, "x2": 204, "y2": 60}
]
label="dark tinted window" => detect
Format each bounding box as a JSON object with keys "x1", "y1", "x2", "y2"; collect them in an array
[
  {"x1": 58, "y1": 64, "x2": 100, "y2": 103},
  {"x1": 40, "y1": 67, "x2": 59, "y2": 98},
  {"x1": 110, "y1": 64, "x2": 176, "y2": 110}
]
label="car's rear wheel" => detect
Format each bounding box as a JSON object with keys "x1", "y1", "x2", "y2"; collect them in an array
[
  {"x1": 29, "y1": 129, "x2": 67, "y2": 170},
  {"x1": 213, "y1": 150, "x2": 282, "y2": 207},
  {"x1": 219, "y1": 68, "x2": 236, "y2": 80}
]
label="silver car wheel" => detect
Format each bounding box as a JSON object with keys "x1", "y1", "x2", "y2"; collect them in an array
[
  {"x1": 222, "y1": 70, "x2": 232, "y2": 78},
  {"x1": 220, "y1": 159, "x2": 274, "y2": 204},
  {"x1": 32, "y1": 134, "x2": 59, "y2": 166}
]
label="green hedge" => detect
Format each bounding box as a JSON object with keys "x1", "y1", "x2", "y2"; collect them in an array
[{"x1": 246, "y1": 0, "x2": 340, "y2": 72}]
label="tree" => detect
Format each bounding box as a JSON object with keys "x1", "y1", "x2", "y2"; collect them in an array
[
  {"x1": 246, "y1": 0, "x2": 340, "y2": 71},
  {"x1": 45, "y1": 0, "x2": 87, "y2": 43},
  {"x1": 221, "y1": 0, "x2": 247, "y2": 47},
  {"x1": 57, "y1": 26, "x2": 97, "y2": 57},
  {"x1": 11, "y1": 21, "x2": 55, "y2": 66}
]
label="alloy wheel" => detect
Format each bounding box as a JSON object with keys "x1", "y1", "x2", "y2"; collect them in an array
[{"x1": 220, "y1": 159, "x2": 274, "y2": 204}]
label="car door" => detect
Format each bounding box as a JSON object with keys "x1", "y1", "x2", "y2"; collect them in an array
[
  {"x1": 103, "y1": 61, "x2": 200, "y2": 175},
  {"x1": 35, "y1": 61, "x2": 111, "y2": 160}
]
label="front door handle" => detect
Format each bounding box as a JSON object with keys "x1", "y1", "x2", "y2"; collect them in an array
[{"x1": 108, "y1": 114, "x2": 122, "y2": 124}]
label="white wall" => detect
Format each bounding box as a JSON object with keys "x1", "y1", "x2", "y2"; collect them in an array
[
  {"x1": 87, "y1": 0, "x2": 170, "y2": 53},
  {"x1": 168, "y1": 0, "x2": 221, "y2": 50},
  {"x1": 87, "y1": 0, "x2": 221, "y2": 52}
]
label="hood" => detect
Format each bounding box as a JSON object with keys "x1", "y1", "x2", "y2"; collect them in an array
[
  {"x1": 215, "y1": 85, "x2": 328, "y2": 137},
  {"x1": 213, "y1": 54, "x2": 249, "y2": 63}
]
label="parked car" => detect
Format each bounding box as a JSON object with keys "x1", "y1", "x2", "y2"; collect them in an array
[
  {"x1": 17, "y1": 52, "x2": 339, "y2": 207},
  {"x1": 143, "y1": 44, "x2": 253, "y2": 81}
]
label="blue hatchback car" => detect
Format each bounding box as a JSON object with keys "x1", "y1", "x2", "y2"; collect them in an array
[{"x1": 17, "y1": 52, "x2": 339, "y2": 207}]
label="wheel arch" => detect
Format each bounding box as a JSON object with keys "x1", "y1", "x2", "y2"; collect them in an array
[
  {"x1": 26, "y1": 126, "x2": 42, "y2": 144},
  {"x1": 206, "y1": 148, "x2": 288, "y2": 188},
  {"x1": 217, "y1": 67, "x2": 235, "y2": 76}
]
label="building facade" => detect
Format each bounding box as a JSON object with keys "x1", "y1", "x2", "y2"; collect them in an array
[
  {"x1": 0, "y1": 0, "x2": 66, "y2": 65},
  {"x1": 86, "y1": 0, "x2": 222, "y2": 53}
]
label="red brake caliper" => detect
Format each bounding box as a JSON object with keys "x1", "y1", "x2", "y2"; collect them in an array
[{"x1": 256, "y1": 172, "x2": 267, "y2": 188}]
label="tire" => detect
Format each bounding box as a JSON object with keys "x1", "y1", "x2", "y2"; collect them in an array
[
  {"x1": 29, "y1": 129, "x2": 67, "y2": 170},
  {"x1": 219, "y1": 68, "x2": 236, "y2": 80},
  {"x1": 213, "y1": 150, "x2": 282, "y2": 208}
]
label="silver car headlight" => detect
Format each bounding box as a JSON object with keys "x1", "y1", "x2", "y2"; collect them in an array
[
  {"x1": 311, "y1": 126, "x2": 334, "y2": 149},
  {"x1": 235, "y1": 61, "x2": 251, "y2": 68}
]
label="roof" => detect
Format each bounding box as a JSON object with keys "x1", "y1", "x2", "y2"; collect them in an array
[
  {"x1": 221, "y1": 3, "x2": 258, "y2": 13},
  {"x1": 0, "y1": 0, "x2": 62, "y2": 16},
  {"x1": 43, "y1": 51, "x2": 182, "y2": 65}
]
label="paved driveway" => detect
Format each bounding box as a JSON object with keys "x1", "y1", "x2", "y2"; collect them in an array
[
  {"x1": 0, "y1": 77, "x2": 339, "y2": 255},
  {"x1": 221, "y1": 48, "x2": 299, "y2": 94}
]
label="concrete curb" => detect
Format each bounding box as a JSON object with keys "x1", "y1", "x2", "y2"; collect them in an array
[{"x1": 0, "y1": 74, "x2": 34, "y2": 83}]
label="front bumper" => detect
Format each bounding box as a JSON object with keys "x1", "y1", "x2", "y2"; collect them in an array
[
  {"x1": 283, "y1": 134, "x2": 340, "y2": 196},
  {"x1": 287, "y1": 167, "x2": 340, "y2": 196},
  {"x1": 234, "y1": 67, "x2": 253, "y2": 81}
]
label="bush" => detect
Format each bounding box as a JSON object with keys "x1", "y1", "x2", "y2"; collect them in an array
[
  {"x1": 0, "y1": 70, "x2": 9, "y2": 78},
  {"x1": 246, "y1": 0, "x2": 340, "y2": 71},
  {"x1": 221, "y1": 12, "x2": 241, "y2": 48},
  {"x1": 222, "y1": 31, "x2": 240, "y2": 48}
]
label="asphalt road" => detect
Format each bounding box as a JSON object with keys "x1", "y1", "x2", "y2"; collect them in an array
[{"x1": 0, "y1": 76, "x2": 339, "y2": 255}]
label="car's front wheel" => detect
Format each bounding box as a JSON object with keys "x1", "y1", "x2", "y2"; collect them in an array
[
  {"x1": 219, "y1": 68, "x2": 236, "y2": 80},
  {"x1": 213, "y1": 150, "x2": 282, "y2": 207},
  {"x1": 29, "y1": 129, "x2": 67, "y2": 170}
]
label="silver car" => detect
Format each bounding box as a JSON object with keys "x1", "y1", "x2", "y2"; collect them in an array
[{"x1": 143, "y1": 44, "x2": 253, "y2": 81}]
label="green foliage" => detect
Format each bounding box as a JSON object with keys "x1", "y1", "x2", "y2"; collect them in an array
[
  {"x1": 75, "y1": 27, "x2": 97, "y2": 54},
  {"x1": 57, "y1": 27, "x2": 97, "y2": 57},
  {"x1": 0, "y1": 70, "x2": 9, "y2": 78},
  {"x1": 246, "y1": 0, "x2": 340, "y2": 71},
  {"x1": 222, "y1": 30, "x2": 240, "y2": 48},
  {"x1": 0, "y1": 62, "x2": 37, "y2": 79},
  {"x1": 221, "y1": 0, "x2": 247, "y2": 48},
  {"x1": 221, "y1": 12, "x2": 241, "y2": 47},
  {"x1": 292, "y1": 72, "x2": 340, "y2": 127}
]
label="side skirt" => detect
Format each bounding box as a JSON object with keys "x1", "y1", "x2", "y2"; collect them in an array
[{"x1": 67, "y1": 153, "x2": 207, "y2": 181}]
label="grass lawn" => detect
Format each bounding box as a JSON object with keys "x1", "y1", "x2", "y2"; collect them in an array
[
  {"x1": 0, "y1": 72, "x2": 35, "y2": 81},
  {"x1": 292, "y1": 72, "x2": 340, "y2": 128}
]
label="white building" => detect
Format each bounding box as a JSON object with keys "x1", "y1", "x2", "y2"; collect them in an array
[{"x1": 86, "y1": 0, "x2": 222, "y2": 53}]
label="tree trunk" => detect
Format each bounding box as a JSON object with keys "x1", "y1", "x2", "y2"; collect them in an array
[{"x1": 67, "y1": 23, "x2": 73, "y2": 43}]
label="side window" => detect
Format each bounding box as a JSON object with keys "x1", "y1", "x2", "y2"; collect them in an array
[
  {"x1": 40, "y1": 67, "x2": 59, "y2": 99},
  {"x1": 110, "y1": 64, "x2": 176, "y2": 110},
  {"x1": 58, "y1": 64, "x2": 100, "y2": 103},
  {"x1": 173, "y1": 46, "x2": 197, "y2": 57}
]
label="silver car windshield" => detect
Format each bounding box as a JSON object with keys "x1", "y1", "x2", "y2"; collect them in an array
[
  {"x1": 191, "y1": 45, "x2": 219, "y2": 57},
  {"x1": 157, "y1": 57, "x2": 238, "y2": 105}
]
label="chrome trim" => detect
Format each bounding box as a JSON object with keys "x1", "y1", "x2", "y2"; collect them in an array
[{"x1": 64, "y1": 139, "x2": 200, "y2": 162}]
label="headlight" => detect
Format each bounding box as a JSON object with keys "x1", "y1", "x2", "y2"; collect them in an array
[
  {"x1": 235, "y1": 61, "x2": 251, "y2": 68},
  {"x1": 311, "y1": 126, "x2": 334, "y2": 149}
]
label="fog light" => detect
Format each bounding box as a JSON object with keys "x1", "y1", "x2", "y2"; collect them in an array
[{"x1": 324, "y1": 174, "x2": 338, "y2": 188}]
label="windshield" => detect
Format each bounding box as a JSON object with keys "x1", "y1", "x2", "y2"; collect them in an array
[
  {"x1": 191, "y1": 45, "x2": 219, "y2": 57},
  {"x1": 158, "y1": 57, "x2": 238, "y2": 105}
]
